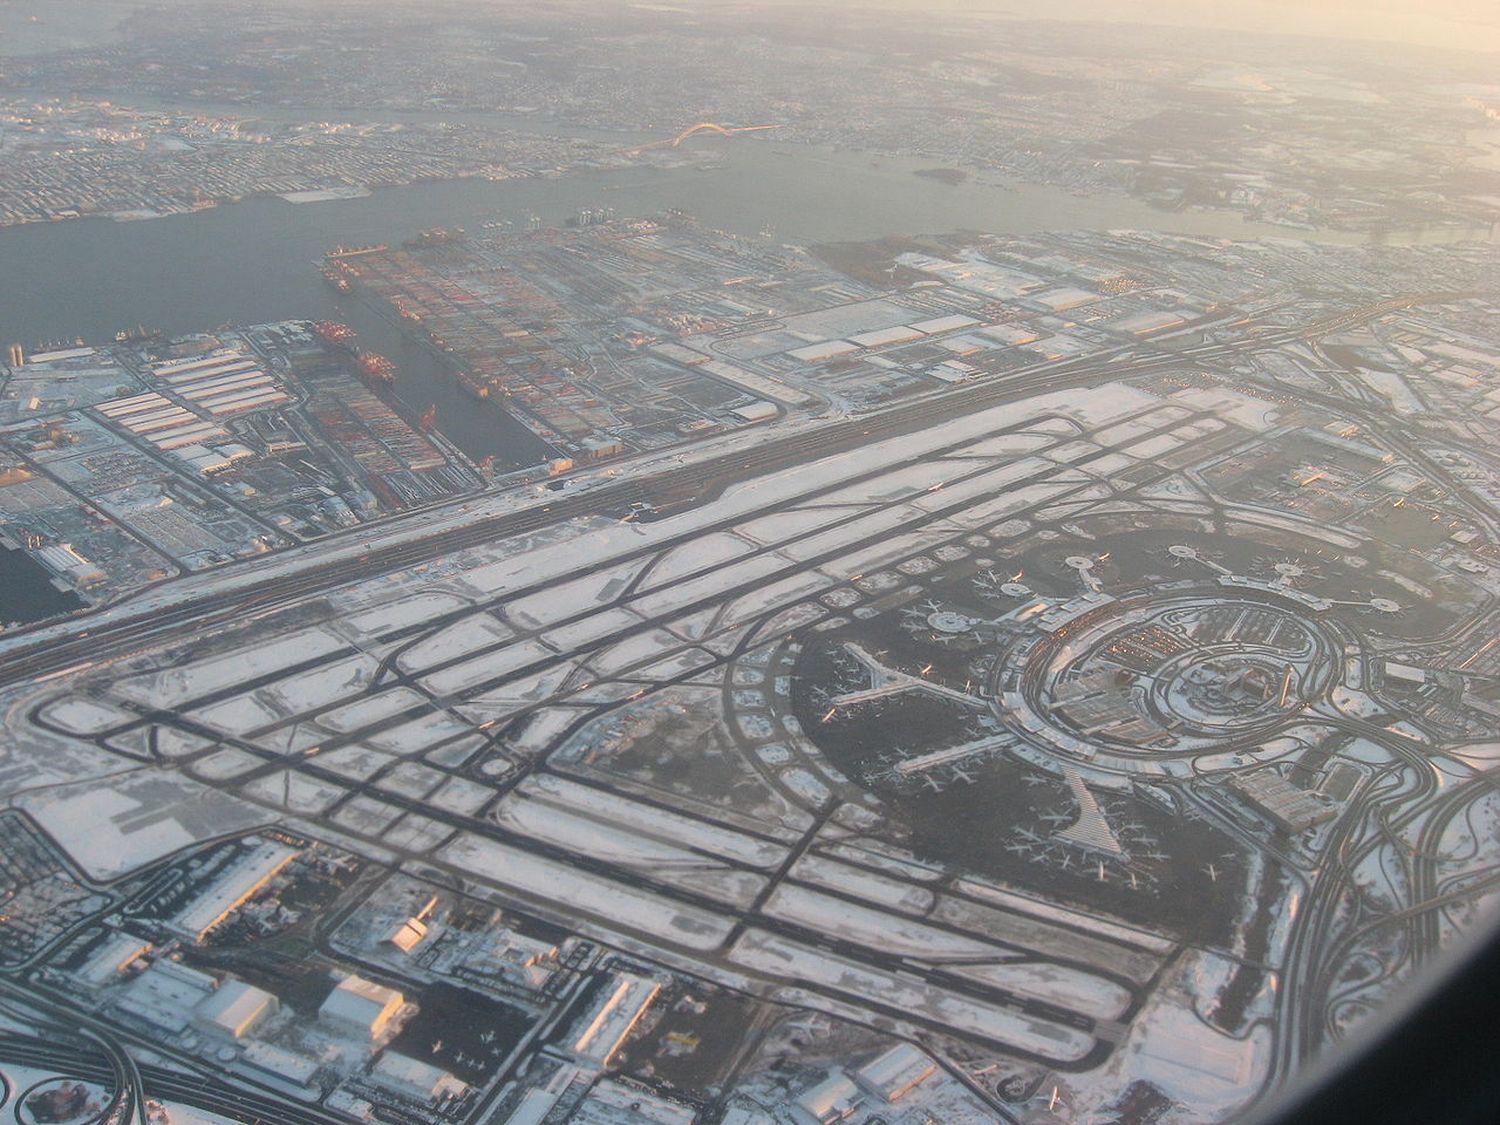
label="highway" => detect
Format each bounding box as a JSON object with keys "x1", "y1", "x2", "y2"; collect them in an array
[
  {"x1": 0, "y1": 1033, "x2": 361, "y2": 1125},
  {"x1": 0, "y1": 1010, "x2": 138, "y2": 1125},
  {"x1": 1261, "y1": 705, "x2": 1495, "y2": 1095},
  {"x1": 0, "y1": 976, "x2": 363, "y2": 1125}
]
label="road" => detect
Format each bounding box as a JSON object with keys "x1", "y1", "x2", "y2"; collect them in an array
[{"x1": 0, "y1": 1033, "x2": 358, "y2": 1125}]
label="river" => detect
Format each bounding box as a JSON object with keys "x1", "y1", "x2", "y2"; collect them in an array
[{"x1": 1, "y1": 138, "x2": 1487, "y2": 466}]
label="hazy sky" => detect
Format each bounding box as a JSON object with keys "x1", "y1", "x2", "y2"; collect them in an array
[
  {"x1": 761, "y1": 0, "x2": 1500, "y2": 54},
  {"x1": 4, "y1": 0, "x2": 1498, "y2": 57}
]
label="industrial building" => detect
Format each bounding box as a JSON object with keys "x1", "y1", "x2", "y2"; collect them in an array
[
  {"x1": 32, "y1": 542, "x2": 103, "y2": 586},
  {"x1": 730, "y1": 400, "x2": 778, "y2": 423},
  {"x1": 569, "y1": 1078, "x2": 697, "y2": 1125},
  {"x1": 369, "y1": 1052, "x2": 469, "y2": 1104},
  {"x1": 169, "y1": 839, "x2": 299, "y2": 943},
  {"x1": 456, "y1": 927, "x2": 562, "y2": 992},
  {"x1": 1228, "y1": 770, "x2": 1337, "y2": 834},
  {"x1": 570, "y1": 971, "x2": 661, "y2": 1066},
  {"x1": 238, "y1": 1041, "x2": 321, "y2": 1090},
  {"x1": 1109, "y1": 309, "x2": 1188, "y2": 337},
  {"x1": 383, "y1": 916, "x2": 429, "y2": 956},
  {"x1": 1383, "y1": 660, "x2": 1429, "y2": 687},
  {"x1": 1029, "y1": 286, "x2": 1101, "y2": 312},
  {"x1": 319, "y1": 974, "x2": 406, "y2": 1041},
  {"x1": 150, "y1": 349, "x2": 290, "y2": 417},
  {"x1": 501, "y1": 1064, "x2": 579, "y2": 1125},
  {"x1": 95, "y1": 391, "x2": 231, "y2": 453},
  {"x1": 115, "y1": 959, "x2": 217, "y2": 1035},
  {"x1": 789, "y1": 1073, "x2": 862, "y2": 1125},
  {"x1": 194, "y1": 979, "x2": 280, "y2": 1040},
  {"x1": 850, "y1": 1043, "x2": 938, "y2": 1103},
  {"x1": 74, "y1": 933, "x2": 153, "y2": 988},
  {"x1": 172, "y1": 442, "x2": 255, "y2": 476},
  {"x1": 719, "y1": 1106, "x2": 776, "y2": 1125}
]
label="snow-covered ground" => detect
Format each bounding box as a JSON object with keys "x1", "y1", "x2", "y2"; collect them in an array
[
  {"x1": 1056, "y1": 948, "x2": 1271, "y2": 1122},
  {"x1": 729, "y1": 929, "x2": 1097, "y2": 1062},
  {"x1": 438, "y1": 832, "x2": 737, "y2": 952},
  {"x1": 494, "y1": 794, "x2": 766, "y2": 903},
  {"x1": 16, "y1": 771, "x2": 269, "y2": 879},
  {"x1": 787, "y1": 854, "x2": 935, "y2": 914},
  {"x1": 517, "y1": 773, "x2": 789, "y2": 868},
  {"x1": 763, "y1": 883, "x2": 1005, "y2": 961},
  {"x1": 949, "y1": 961, "x2": 1133, "y2": 1022}
]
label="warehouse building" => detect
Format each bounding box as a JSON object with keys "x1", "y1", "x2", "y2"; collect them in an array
[
  {"x1": 850, "y1": 1043, "x2": 938, "y2": 1103},
  {"x1": 74, "y1": 933, "x2": 153, "y2": 988},
  {"x1": 369, "y1": 1052, "x2": 469, "y2": 1104},
  {"x1": 319, "y1": 975, "x2": 406, "y2": 1041},
  {"x1": 169, "y1": 839, "x2": 299, "y2": 943},
  {"x1": 571, "y1": 971, "x2": 661, "y2": 1066},
  {"x1": 790, "y1": 1073, "x2": 862, "y2": 1125},
  {"x1": 115, "y1": 960, "x2": 218, "y2": 1035},
  {"x1": 1229, "y1": 770, "x2": 1336, "y2": 834},
  {"x1": 239, "y1": 1041, "x2": 320, "y2": 1090},
  {"x1": 194, "y1": 979, "x2": 280, "y2": 1040}
]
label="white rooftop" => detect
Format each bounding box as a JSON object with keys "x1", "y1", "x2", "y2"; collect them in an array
[
  {"x1": 194, "y1": 979, "x2": 278, "y2": 1038},
  {"x1": 371, "y1": 1051, "x2": 469, "y2": 1101},
  {"x1": 852, "y1": 1042, "x2": 938, "y2": 1101},
  {"x1": 319, "y1": 974, "x2": 405, "y2": 1038}
]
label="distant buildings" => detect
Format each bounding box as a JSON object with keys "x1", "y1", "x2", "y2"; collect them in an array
[{"x1": 1, "y1": 322, "x2": 477, "y2": 608}]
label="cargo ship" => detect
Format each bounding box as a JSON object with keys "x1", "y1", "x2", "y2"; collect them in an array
[
  {"x1": 356, "y1": 352, "x2": 397, "y2": 384},
  {"x1": 403, "y1": 227, "x2": 465, "y2": 249},
  {"x1": 456, "y1": 370, "x2": 491, "y2": 400},
  {"x1": 313, "y1": 321, "x2": 357, "y2": 348},
  {"x1": 114, "y1": 325, "x2": 161, "y2": 343}
]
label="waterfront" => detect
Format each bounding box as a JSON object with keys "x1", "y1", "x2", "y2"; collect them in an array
[
  {"x1": 0, "y1": 546, "x2": 83, "y2": 626},
  {"x1": 1, "y1": 138, "x2": 1486, "y2": 468},
  {"x1": 0, "y1": 0, "x2": 135, "y2": 56}
]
